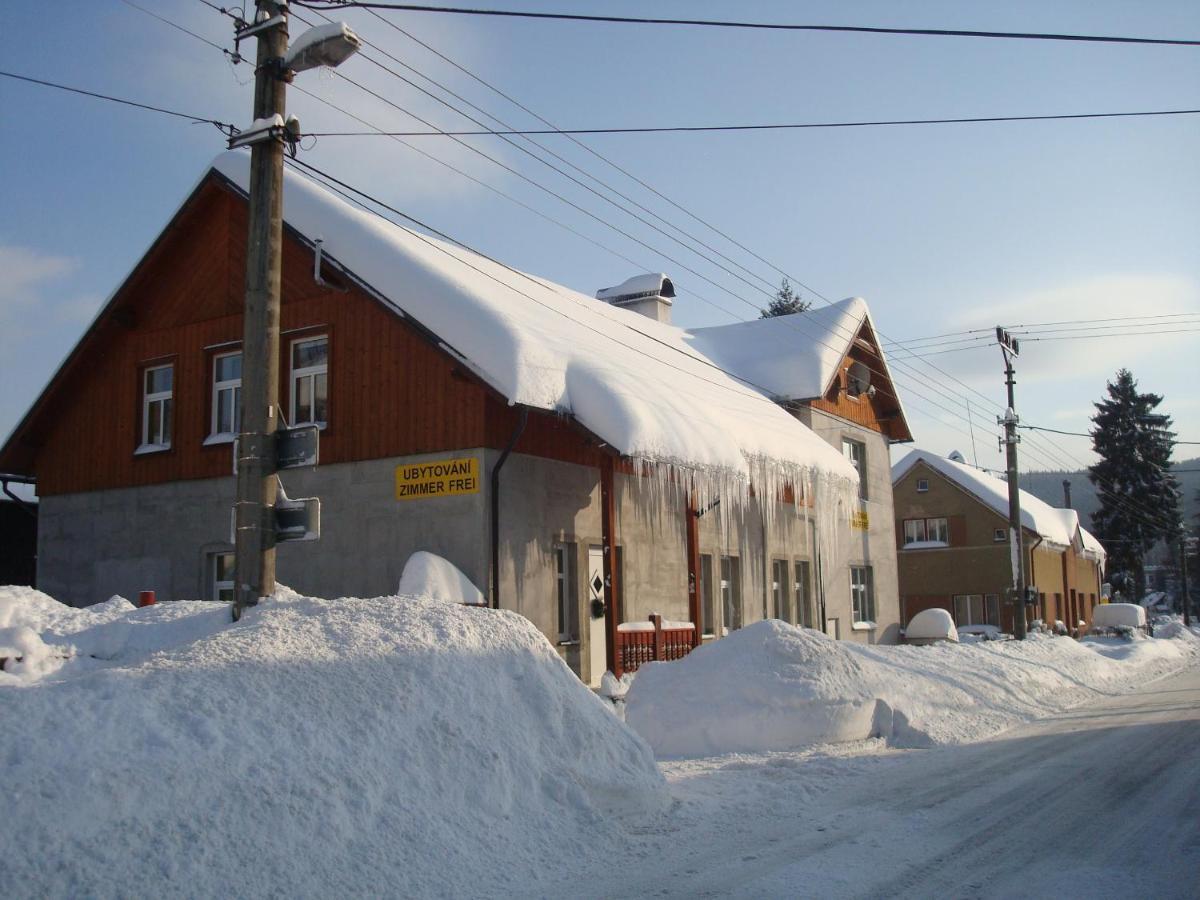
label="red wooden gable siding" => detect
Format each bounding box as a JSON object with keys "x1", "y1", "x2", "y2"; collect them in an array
[{"x1": 15, "y1": 176, "x2": 617, "y2": 496}]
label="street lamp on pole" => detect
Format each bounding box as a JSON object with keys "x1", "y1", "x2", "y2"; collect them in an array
[{"x1": 230, "y1": 2, "x2": 359, "y2": 622}]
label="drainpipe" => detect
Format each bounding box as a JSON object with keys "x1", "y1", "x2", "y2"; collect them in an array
[
  {"x1": 1027, "y1": 534, "x2": 1043, "y2": 627},
  {"x1": 490, "y1": 408, "x2": 528, "y2": 610},
  {"x1": 1, "y1": 476, "x2": 37, "y2": 519}
]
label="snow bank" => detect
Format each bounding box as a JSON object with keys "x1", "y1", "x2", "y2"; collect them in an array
[
  {"x1": 397, "y1": 550, "x2": 487, "y2": 606},
  {"x1": 903, "y1": 608, "x2": 958, "y2": 643},
  {"x1": 1, "y1": 588, "x2": 665, "y2": 896},
  {"x1": 626, "y1": 619, "x2": 1200, "y2": 757},
  {"x1": 626, "y1": 622, "x2": 888, "y2": 757}
]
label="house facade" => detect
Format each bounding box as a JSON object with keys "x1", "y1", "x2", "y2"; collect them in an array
[
  {"x1": 689, "y1": 299, "x2": 913, "y2": 645},
  {"x1": 0, "y1": 154, "x2": 909, "y2": 685},
  {"x1": 892, "y1": 450, "x2": 1106, "y2": 634}
]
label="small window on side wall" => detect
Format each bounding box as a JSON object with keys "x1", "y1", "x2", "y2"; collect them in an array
[
  {"x1": 553, "y1": 542, "x2": 579, "y2": 643},
  {"x1": 138, "y1": 363, "x2": 173, "y2": 453},
  {"x1": 916, "y1": 478, "x2": 929, "y2": 493},
  {"x1": 210, "y1": 351, "x2": 242, "y2": 439},
  {"x1": 842, "y1": 438, "x2": 867, "y2": 500},
  {"x1": 211, "y1": 552, "x2": 235, "y2": 604},
  {"x1": 994, "y1": 528, "x2": 1007, "y2": 543},
  {"x1": 290, "y1": 336, "x2": 328, "y2": 427}
]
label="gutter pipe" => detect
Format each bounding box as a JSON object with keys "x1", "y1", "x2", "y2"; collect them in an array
[
  {"x1": 490, "y1": 408, "x2": 528, "y2": 610},
  {"x1": 1, "y1": 474, "x2": 37, "y2": 519}
]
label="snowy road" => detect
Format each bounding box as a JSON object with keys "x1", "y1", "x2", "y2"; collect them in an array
[{"x1": 574, "y1": 667, "x2": 1200, "y2": 899}]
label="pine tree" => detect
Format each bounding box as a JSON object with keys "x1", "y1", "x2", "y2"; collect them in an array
[
  {"x1": 759, "y1": 278, "x2": 811, "y2": 318},
  {"x1": 1088, "y1": 369, "x2": 1181, "y2": 600}
]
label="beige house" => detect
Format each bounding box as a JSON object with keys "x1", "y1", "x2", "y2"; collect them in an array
[{"x1": 892, "y1": 450, "x2": 1106, "y2": 634}]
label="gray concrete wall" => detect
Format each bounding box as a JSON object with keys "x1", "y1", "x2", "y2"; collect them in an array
[
  {"x1": 795, "y1": 408, "x2": 902, "y2": 644},
  {"x1": 37, "y1": 437, "x2": 893, "y2": 683},
  {"x1": 38, "y1": 451, "x2": 489, "y2": 608}
]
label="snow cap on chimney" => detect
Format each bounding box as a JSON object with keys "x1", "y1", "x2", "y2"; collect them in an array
[{"x1": 596, "y1": 273, "x2": 675, "y2": 324}]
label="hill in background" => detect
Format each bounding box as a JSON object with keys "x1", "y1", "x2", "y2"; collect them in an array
[{"x1": 1021, "y1": 457, "x2": 1200, "y2": 542}]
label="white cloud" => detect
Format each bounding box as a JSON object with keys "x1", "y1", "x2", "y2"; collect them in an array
[{"x1": 0, "y1": 245, "x2": 83, "y2": 349}]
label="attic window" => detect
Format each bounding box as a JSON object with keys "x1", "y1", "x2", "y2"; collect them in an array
[
  {"x1": 916, "y1": 478, "x2": 929, "y2": 493},
  {"x1": 136, "y1": 363, "x2": 173, "y2": 454}
]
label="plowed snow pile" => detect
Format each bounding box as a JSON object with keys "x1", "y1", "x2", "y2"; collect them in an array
[
  {"x1": 626, "y1": 619, "x2": 1200, "y2": 757},
  {"x1": 0, "y1": 586, "x2": 665, "y2": 897}
]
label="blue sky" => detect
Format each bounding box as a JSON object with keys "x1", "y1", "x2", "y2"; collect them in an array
[{"x1": 2, "y1": 0, "x2": 1198, "y2": 482}]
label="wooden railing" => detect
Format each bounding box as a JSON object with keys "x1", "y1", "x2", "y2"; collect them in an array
[{"x1": 615, "y1": 613, "x2": 696, "y2": 676}]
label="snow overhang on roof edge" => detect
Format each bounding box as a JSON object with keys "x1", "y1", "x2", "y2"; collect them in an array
[{"x1": 206, "y1": 152, "x2": 859, "y2": 503}]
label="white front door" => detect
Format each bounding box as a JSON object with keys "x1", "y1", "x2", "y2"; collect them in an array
[{"x1": 587, "y1": 546, "x2": 607, "y2": 687}]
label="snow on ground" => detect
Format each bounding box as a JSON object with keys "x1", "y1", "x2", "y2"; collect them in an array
[
  {"x1": 626, "y1": 618, "x2": 1200, "y2": 757},
  {"x1": 0, "y1": 586, "x2": 664, "y2": 897}
]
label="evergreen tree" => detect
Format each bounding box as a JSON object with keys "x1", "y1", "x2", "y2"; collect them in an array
[
  {"x1": 759, "y1": 278, "x2": 811, "y2": 318},
  {"x1": 1088, "y1": 369, "x2": 1181, "y2": 600}
]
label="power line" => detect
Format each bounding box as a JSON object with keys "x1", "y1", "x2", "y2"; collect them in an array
[
  {"x1": 891, "y1": 312, "x2": 1200, "y2": 348},
  {"x1": 195, "y1": 3, "x2": 1172, "y2": 496},
  {"x1": 303, "y1": 107, "x2": 1200, "y2": 137},
  {"x1": 290, "y1": 3, "x2": 1200, "y2": 46},
  {"x1": 1020, "y1": 424, "x2": 1200, "y2": 445},
  {"x1": 0, "y1": 70, "x2": 235, "y2": 132},
  {"x1": 323, "y1": 13, "x2": 1167, "y2": 484},
  {"x1": 1021, "y1": 328, "x2": 1200, "y2": 342}
]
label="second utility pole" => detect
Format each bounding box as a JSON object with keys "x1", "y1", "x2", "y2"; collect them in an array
[
  {"x1": 997, "y1": 328, "x2": 1028, "y2": 640},
  {"x1": 233, "y1": 0, "x2": 289, "y2": 620}
]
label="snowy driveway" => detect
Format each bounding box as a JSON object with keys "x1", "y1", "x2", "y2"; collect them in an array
[{"x1": 571, "y1": 667, "x2": 1200, "y2": 899}]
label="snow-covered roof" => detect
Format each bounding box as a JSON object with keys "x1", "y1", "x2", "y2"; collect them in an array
[
  {"x1": 1079, "y1": 526, "x2": 1107, "y2": 564},
  {"x1": 211, "y1": 153, "x2": 855, "y2": 498},
  {"x1": 686, "y1": 297, "x2": 872, "y2": 401},
  {"x1": 892, "y1": 449, "x2": 1084, "y2": 547}
]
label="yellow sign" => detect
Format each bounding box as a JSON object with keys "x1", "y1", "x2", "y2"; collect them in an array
[
  {"x1": 850, "y1": 510, "x2": 870, "y2": 530},
  {"x1": 395, "y1": 457, "x2": 480, "y2": 500}
]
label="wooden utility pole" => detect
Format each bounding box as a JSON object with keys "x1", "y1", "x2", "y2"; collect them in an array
[
  {"x1": 1181, "y1": 533, "x2": 1191, "y2": 628},
  {"x1": 997, "y1": 328, "x2": 1028, "y2": 640},
  {"x1": 233, "y1": 0, "x2": 289, "y2": 620}
]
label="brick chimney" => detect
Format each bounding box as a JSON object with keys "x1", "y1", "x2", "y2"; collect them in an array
[{"x1": 596, "y1": 273, "x2": 675, "y2": 324}]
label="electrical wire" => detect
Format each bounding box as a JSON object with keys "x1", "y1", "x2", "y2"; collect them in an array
[
  {"x1": 303, "y1": 107, "x2": 1200, "y2": 137},
  {"x1": 289, "y1": 2, "x2": 1200, "y2": 47},
  {"x1": 161, "y1": 1, "x2": 1189, "y2": 520},
  {"x1": 1020, "y1": 424, "x2": 1200, "y2": 445},
  {"x1": 0, "y1": 70, "x2": 236, "y2": 132},
  {"x1": 342, "y1": 3, "x2": 1183, "y2": 488}
]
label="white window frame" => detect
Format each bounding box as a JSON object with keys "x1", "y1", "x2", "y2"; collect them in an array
[
  {"x1": 903, "y1": 518, "x2": 927, "y2": 545},
  {"x1": 842, "y1": 437, "x2": 868, "y2": 500},
  {"x1": 290, "y1": 335, "x2": 328, "y2": 427},
  {"x1": 771, "y1": 559, "x2": 789, "y2": 622},
  {"x1": 699, "y1": 554, "x2": 715, "y2": 636},
  {"x1": 850, "y1": 565, "x2": 875, "y2": 626},
  {"x1": 926, "y1": 517, "x2": 949, "y2": 544},
  {"x1": 208, "y1": 351, "x2": 242, "y2": 442},
  {"x1": 553, "y1": 542, "x2": 578, "y2": 643},
  {"x1": 994, "y1": 528, "x2": 1007, "y2": 543},
  {"x1": 794, "y1": 560, "x2": 812, "y2": 629},
  {"x1": 138, "y1": 363, "x2": 173, "y2": 453},
  {"x1": 211, "y1": 551, "x2": 235, "y2": 604},
  {"x1": 720, "y1": 555, "x2": 741, "y2": 634},
  {"x1": 916, "y1": 478, "x2": 929, "y2": 493},
  {"x1": 903, "y1": 516, "x2": 948, "y2": 547}
]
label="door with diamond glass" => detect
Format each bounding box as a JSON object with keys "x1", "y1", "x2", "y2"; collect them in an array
[{"x1": 587, "y1": 546, "x2": 607, "y2": 686}]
